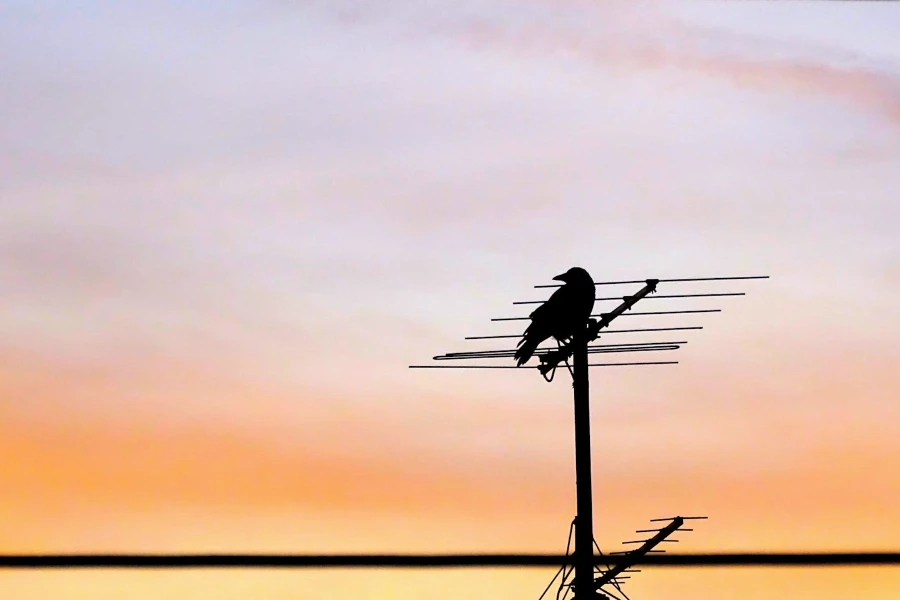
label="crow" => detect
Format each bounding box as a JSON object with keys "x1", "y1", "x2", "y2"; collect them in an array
[{"x1": 514, "y1": 267, "x2": 596, "y2": 366}]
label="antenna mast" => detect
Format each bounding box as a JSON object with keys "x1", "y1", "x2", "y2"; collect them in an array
[{"x1": 572, "y1": 324, "x2": 594, "y2": 600}]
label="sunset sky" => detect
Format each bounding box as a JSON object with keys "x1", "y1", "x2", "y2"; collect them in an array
[{"x1": 2, "y1": 1, "x2": 900, "y2": 598}]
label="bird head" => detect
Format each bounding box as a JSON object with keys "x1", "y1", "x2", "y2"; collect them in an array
[{"x1": 552, "y1": 266, "x2": 593, "y2": 285}]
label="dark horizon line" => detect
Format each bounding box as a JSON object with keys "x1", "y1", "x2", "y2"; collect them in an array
[{"x1": 4, "y1": 552, "x2": 900, "y2": 569}]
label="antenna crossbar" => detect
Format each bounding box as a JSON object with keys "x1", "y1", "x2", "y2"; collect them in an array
[
  {"x1": 408, "y1": 361, "x2": 679, "y2": 369},
  {"x1": 434, "y1": 341, "x2": 685, "y2": 361},
  {"x1": 514, "y1": 292, "x2": 745, "y2": 305},
  {"x1": 464, "y1": 326, "x2": 703, "y2": 340},
  {"x1": 535, "y1": 275, "x2": 768, "y2": 289},
  {"x1": 492, "y1": 309, "x2": 720, "y2": 322}
]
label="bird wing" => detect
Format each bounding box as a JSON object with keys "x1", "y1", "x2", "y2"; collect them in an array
[
  {"x1": 514, "y1": 284, "x2": 581, "y2": 365},
  {"x1": 517, "y1": 286, "x2": 570, "y2": 346}
]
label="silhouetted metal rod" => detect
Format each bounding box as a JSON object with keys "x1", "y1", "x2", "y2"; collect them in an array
[
  {"x1": 513, "y1": 293, "x2": 745, "y2": 305},
  {"x1": 634, "y1": 292, "x2": 744, "y2": 299},
  {"x1": 434, "y1": 343, "x2": 684, "y2": 361},
  {"x1": 5, "y1": 553, "x2": 900, "y2": 568},
  {"x1": 448, "y1": 344, "x2": 681, "y2": 358},
  {"x1": 464, "y1": 327, "x2": 703, "y2": 340},
  {"x1": 535, "y1": 276, "x2": 769, "y2": 288},
  {"x1": 408, "y1": 362, "x2": 679, "y2": 369},
  {"x1": 599, "y1": 310, "x2": 720, "y2": 317},
  {"x1": 572, "y1": 328, "x2": 593, "y2": 600},
  {"x1": 432, "y1": 347, "x2": 679, "y2": 361},
  {"x1": 494, "y1": 310, "x2": 719, "y2": 322},
  {"x1": 465, "y1": 340, "x2": 688, "y2": 353}
]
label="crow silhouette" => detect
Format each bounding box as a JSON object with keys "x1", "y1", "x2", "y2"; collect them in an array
[{"x1": 514, "y1": 267, "x2": 596, "y2": 366}]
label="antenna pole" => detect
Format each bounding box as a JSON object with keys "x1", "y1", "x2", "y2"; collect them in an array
[{"x1": 572, "y1": 324, "x2": 594, "y2": 600}]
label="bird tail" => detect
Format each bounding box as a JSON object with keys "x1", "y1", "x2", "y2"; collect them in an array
[{"x1": 514, "y1": 336, "x2": 539, "y2": 366}]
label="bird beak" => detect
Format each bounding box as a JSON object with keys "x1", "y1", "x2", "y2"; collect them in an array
[{"x1": 552, "y1": 273, "x2": 567, "y2": 282}]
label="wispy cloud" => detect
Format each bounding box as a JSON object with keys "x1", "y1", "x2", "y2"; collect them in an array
[{"x1": 307, "y1": 0, "x2": 900, "y2": 129}]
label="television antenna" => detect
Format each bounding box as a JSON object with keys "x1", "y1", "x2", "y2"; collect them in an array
[{"x1": 410, "y1": 271, "x2": 768, "y2": 600}]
